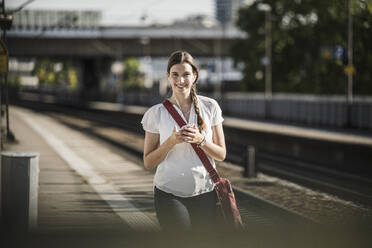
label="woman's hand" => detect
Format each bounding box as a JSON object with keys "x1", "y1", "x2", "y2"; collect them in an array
[
  {"x1": 182, "y1": 124, "x2": 226, "y2": 161},
  {"x1": 168, "y1": 126, "x2": 184, "y2": 146},
  {"x1": 181, "y1": 124, "x2": 204, "y2": 145},
  {"x1": 143, "y1": 125, "x2": 184, "y2": 170}
]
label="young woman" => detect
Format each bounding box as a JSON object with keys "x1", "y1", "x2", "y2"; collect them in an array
[{"x1": 141, "y1": 51, "x2": 226, "y2": 231}]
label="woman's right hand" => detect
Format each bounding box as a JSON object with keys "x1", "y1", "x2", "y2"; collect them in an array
[
  {"x1": 144, "y1": 126, "x2": 183, "y2": 170},
  {"x1": 169, "y1": 126, "x2": 184, "y2": 146}
]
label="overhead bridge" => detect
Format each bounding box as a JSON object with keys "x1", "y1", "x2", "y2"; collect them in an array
[{"x1": 8, "y1": 26, "x2": 247, "y2": 58}]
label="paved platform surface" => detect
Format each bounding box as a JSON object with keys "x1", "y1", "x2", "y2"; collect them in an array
[{"x1": 4, "y1": 106, "x2": 159, "y2": 232}]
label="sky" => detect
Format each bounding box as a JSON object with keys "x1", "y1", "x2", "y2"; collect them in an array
[{"x1": 7, "y1": 0, "x2": 215, "y2": 26}]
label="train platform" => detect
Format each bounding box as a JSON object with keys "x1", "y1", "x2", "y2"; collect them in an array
[
  {"x1": 2, "y1": 104, "x2": 372, "y2": 247},
  {"x1": 3, "y1": 106, "x2": 160, "y2": 233}
]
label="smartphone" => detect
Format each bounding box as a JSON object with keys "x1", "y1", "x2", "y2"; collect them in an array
[{"x1": 180, "y1": 124, "x2": 193, "y2": 130}]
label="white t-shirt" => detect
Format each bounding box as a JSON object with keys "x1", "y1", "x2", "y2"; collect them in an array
[{"x1": 141, "y1": 95, "x2": 224, "y2": 197}]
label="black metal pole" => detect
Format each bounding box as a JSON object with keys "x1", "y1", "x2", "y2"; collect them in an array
[
  {"x1": 1, "y1": 0, "x2": 4, "y2": 148},
  {"x1": 1, "y1": 0, "x2": 14, "y2": 141},
  {"x1": 346, "y1": 0, "x2": 354, "y2": 128},
  {"x1": 0, "y1": 74, "x2": 2, "y2": 149},
  {"x1": 244, "y1": 145, "x2": 256, "y2": 178}
]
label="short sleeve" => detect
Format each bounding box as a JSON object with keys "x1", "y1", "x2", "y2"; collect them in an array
[
  {"x1": 211, "y1": 100, "x2": 224, "y2": 126},
  {"x1": 141, "y1": 105, "x2": 160, "y2": 133}
]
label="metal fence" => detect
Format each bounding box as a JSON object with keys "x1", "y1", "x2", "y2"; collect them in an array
[
  {"x1": 16, "y1": 88, "x2": 372, "y2": 130},
  {"x1": 121, "y1": 92, "x2": 372, "y2": 130}
]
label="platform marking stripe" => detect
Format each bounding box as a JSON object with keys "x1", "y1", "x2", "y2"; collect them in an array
[{"x1": 17, "y1": 111, "x2": 160, "y2": 231}]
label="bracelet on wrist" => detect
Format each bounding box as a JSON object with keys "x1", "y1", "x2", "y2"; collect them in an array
[{"x1": 197, "y1": 135, "x2": 206, "y2": 147}]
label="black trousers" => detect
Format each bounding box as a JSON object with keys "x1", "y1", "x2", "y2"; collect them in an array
[{"x1": 154, "y1": 187, "x2": 217, "y2": 232}]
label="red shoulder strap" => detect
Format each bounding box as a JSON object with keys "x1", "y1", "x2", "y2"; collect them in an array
[{"x1": 162, "y1": 100, "x2": 220, "y2": 183}]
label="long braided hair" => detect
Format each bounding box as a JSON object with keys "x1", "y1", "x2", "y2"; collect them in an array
[{"x1": 167, "y1": 51, "x2": 207, "y2": 133}]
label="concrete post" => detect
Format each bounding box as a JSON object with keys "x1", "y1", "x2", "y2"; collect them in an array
[
  {"x1": 1, "y1": 152, "x2": 39, "y2": 231},
  {"x1": 244, "y1": 146, "x2": 256, "y2": 178}
]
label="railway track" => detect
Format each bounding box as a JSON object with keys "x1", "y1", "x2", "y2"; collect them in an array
[{"x1": 257, "y1": 152, "x2": 372, "y2": 206}]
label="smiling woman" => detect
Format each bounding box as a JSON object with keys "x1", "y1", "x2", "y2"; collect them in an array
[
  {"x1": 140, "y1": 50, "x2": 226, "y2": 231},
  {"x1": 169, "y1": 64, "x2": 194, "y2": 92}
]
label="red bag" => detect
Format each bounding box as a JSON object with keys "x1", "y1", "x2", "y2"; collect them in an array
[
  {"x1": 215, "y1": 178, "x2": 243, "y2": 229},
  {"x1": 163, "y1": 100, "x2": 243, "y2": 230}
]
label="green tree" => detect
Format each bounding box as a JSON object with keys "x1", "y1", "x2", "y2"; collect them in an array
[
  {"x1": 122, "y1": 57, "x2": 143, "y2": 91},
  {"x1": 232, "y1": 0, "x2": 372, "y2": 95}
]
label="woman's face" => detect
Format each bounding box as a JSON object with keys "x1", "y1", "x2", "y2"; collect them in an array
[{"x1": 167, "y1": 62, "x2": 196, "y2": 96}]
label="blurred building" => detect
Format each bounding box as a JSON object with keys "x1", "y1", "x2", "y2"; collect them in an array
[
  {"x1": 8, "y1": 6, "x2": 245, "y2": 96},
  {"x1": 171, "y1": 14, "x2": 216, "y2": 28},
  {"x1": 215, "y1": 0, "x2": 246, "y2": 25},
  {"x1": 11, "y1": 9, "x2": 102, "y2": 29}
]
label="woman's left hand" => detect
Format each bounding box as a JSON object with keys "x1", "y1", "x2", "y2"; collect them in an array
[{"x1": 181, "y1": 124, "x2": 204, "y2": 144}]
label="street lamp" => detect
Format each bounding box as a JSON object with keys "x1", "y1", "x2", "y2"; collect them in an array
[
  {"x1": 345, "y1": 0, "x2": 354, "y2": 127},
  {"x1": 1, "y1": 0, "x2": 15, "y2": 142},
  {"x1": 257, "y1": 3, "x2": 272, "y2": 100}
]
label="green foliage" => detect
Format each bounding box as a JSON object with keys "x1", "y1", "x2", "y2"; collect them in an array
[
  {"x1": 7, "y1": 74, "x2": 20, "y2": 86},
  {"x1": 232, "y1": 0, "x2": 372, "y2": 95},
  {"x1": 32, "y1": 59, "x2": 49, "y2": 86},
  {"x1": 122, "y1": 57, "x2": 143, "y2": 91},
  {"x1": 32, "y1": 59, "x2": 78, "y2": 89}
]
